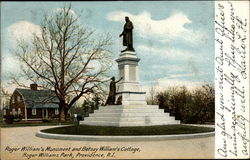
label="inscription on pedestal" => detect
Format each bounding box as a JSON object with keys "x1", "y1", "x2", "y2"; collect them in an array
[{"x1": 129, "y1": 65, "x2": 136, "y2": 81}]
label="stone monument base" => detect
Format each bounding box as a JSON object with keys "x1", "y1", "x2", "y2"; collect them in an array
[
  {"x1": 80, "y1": 105, "x2": 180, "y2": 127},
  {"x1": 80, "y1": 50, "x2": 181, "y2": 127}
]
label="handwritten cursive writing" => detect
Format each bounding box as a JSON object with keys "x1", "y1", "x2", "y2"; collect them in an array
[{"x1": 215, "y1": 1, "x2": 249, "y2": 158}]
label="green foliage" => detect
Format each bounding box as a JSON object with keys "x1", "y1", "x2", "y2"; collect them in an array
[
  {"x1": 69, "y1": 94, "x2": 104, "y2": 118},
  {"x1": 41, "y1": 124, "x2": 214, "y2": 136},
  {"x1": 3, "y1": 114, "x2": 22, "y2": 124},
  {"x1": 155, "y1": 85, "x2": 215, "y2": 124},
  {"x1": 4, "y1": 115, "x2": 14, "y2": 124},
  {"x1": 42, "y1": 119, "x2": 50, "y2": 123},
  {"x1": 13, "y1": 114, "x2": 22, "y2": 122},
  {"x1": 0, "y1": 111, "x2": 3, "y2": 122}
]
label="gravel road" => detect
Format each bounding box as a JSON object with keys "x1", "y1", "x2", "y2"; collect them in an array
[{"x1": 1, "y1": 125, "x2": 214, "y2": 159}]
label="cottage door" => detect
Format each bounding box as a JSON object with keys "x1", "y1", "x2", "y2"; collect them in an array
[{"x1": 43, "y1": 109, "x2": 48, "y2": 119}]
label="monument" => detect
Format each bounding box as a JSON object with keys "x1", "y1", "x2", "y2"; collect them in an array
[{"x1": 80, "y1": 17, "x2": 180, "y2": 126}]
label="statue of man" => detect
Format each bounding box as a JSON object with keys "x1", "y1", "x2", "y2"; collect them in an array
[
  {"x1": 119, "y1": 16, "x2": 135, "y2": 52},
  {"x1": 105, "y1": 77, "x2": 122, "y2": 105}
]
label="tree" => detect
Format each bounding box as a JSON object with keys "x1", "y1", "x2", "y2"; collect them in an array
[
  {"x1": 10, "y1": 5, "x2": 113, "y2": 121},
  {"x1": 192, "y1": 84, "x2": 215, "y2": 123},
  {"x1": 0, "y1": 87, "x2": 11, "y2": 121},
  {"x1": 147, "y1": 86, "x2": 157, "y2": 105},
  {"x1": 155, "y1": 85, "x2": 215, "y2": 124}
]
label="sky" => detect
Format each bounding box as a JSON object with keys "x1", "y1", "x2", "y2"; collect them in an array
[{"x1": 1, "y1": 1, "x2": 214, "y2": 93}]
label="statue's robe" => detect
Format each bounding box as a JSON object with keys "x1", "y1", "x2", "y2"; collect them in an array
[
  {"x1": 105, "y1": 80, "x2": 116, "y2": 105},
  {"x1": 122, "y1": 21, "x2": 133, "y2": 48}
]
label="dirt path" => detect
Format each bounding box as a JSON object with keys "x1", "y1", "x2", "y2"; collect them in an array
[{"x1": 1, "y1": 126, "x2": 214, "y2": 159}]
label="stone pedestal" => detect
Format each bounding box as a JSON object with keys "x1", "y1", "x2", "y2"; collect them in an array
[
  {"x1": 115, "y1": 51, "x2": 146, "y2": 105},
  {"x1": 80, "y1": 50, "x2": 180, "y2": 126}
]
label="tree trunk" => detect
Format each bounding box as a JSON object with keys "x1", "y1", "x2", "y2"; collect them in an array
[
  {"x1": 59, "y1": 100, "x2": 68, "y2": 121},
  {"x1": 59, "y1": 107, "x2": 66, "y2": 121}
]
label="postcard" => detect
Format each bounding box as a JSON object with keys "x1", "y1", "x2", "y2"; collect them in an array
[{"x1": 0, "y1": 1, "x2": 249, "y2": 159}]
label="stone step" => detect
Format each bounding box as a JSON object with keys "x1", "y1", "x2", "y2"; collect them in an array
[
  {"x1": 94, "y1": 108, "x2": 165, "y2": 113},
  {"x1": 89, "y1": 112, "x2": 170, "y2": 117},
  {"x1": 80, "y1": 104, "x2": 180, "y2": 126},
  {"x1": 80, "y1": 120, "x2": 180, "y2": 127},
  {"x1": 84, "y1": 116, "x2": 176, "y2": 122},
  {"x1": 99, "y1": 105, "x2": 159, "y2": 109}
]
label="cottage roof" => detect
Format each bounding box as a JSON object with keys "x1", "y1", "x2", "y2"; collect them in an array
[{"x1": 15, "y1": 88, "x2": 59, "y2": 109}]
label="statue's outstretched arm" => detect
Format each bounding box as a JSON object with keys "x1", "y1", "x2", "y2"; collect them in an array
[
  {"x1": 120, "y1": 31, "x2": 125, "y2": 37},
  {"x1": 116, "y1": 77, "x2": 123, "y2": 83}
]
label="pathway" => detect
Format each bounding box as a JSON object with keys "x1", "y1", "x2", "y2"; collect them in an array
[{"x1": 1, "y1": 125, "x2": 214, "y2": 159}]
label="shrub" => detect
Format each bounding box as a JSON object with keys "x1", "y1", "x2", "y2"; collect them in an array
[
  {"x1": 155, "y1": 85, "x2": 214, "y2": 124},
  {"x1": 4, "y1": 115, "x2": 14, "y2": 124},
  {"x1": 42, "y1": 118, "x2": 51, "y2": 123},
  {"x1": 69, "y1": 95, "x2": 104, "y2": 118},
  {"x1": 13, "y1": 114, "x2": 22, "y2": 122}
]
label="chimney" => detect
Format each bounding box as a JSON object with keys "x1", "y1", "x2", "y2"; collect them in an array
[{"x1": 30, "y1": 84, "x2": 38, "y2": 90}]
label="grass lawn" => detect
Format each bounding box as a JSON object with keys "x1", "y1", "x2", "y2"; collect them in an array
[
  {"x1": 41, "y1": 124, "x2": 214, "y2": 136},
  {"x1": 0, "y1": 121, "x2": 74, "y2": 128}
]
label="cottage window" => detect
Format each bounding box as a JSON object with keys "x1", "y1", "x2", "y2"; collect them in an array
[
  {"x1": 12, "y1": 108, "x2": 16, "y2": 115},
  {"x1": 3, "y1": 109, "x2": 6, "y2": 115},
  {"x1": 32, "y1": 108, "x2": 36, "y2": 115},
  {"x1": 55, "y1": 109, "x2": 59, "y2": 115},
  {"x1": 17, "y1": 96, "x2": 22, "y2": 102},
  {"x1": 12, "y1": 98, "x2": 15, "y2": 104},
  {"x1": 18, "y1": 108, "x2": 21, "y2": 114}
]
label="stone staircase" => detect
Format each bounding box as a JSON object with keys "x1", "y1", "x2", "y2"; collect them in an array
[{"x1": 80, "y1": 105, "x2": 180, "y2": 126}]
